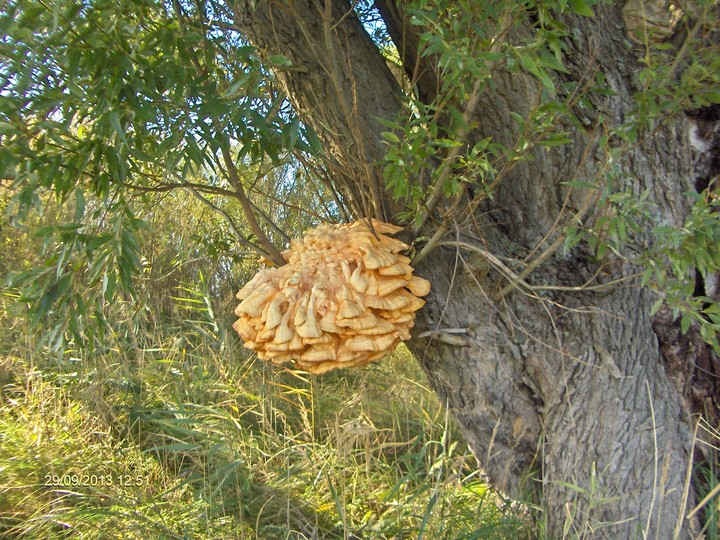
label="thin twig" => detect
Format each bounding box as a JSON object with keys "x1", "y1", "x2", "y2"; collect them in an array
[
  {"x1": 440, "y1": 240, "x2": 639, "y2": 299},
  {"x1": 644, "y1": 380, "x2": 659, "y2": 540},
  {"x1": 498, "y1": 185, "x2": 602, "y2": 298},
  {"x1": 120, "y1": 179, "x2": 238, "y2": 198},
  {"x1": 294, "y1": 152, "x2": 351, "y2": 222},
  {"x1": 247, "y1": 198, "x2": 292, "y2": 245}
]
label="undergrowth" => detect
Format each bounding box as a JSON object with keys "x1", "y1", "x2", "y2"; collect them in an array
[{"x1": 0, "y1": 281, "x2": 532, "y2": 539}]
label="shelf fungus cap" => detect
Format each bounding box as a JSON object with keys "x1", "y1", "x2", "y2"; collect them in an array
[{"x1": 232, "y1": 219, "x2": 431, "y2": 374}]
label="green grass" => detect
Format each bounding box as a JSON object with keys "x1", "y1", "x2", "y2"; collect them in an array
[
  {"x1": 3, "y1": 277, "x2": 717, "y2": 539},
  {"x1": 0, "y1": 285, "x2": 532, "y2": 539}
]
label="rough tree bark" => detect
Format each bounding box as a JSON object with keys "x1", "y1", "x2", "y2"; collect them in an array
[{"x1": 231, "y1": 0, "x2": 710, "y2": 537}]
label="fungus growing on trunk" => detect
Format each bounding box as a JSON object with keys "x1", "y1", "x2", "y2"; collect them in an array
[{"x1": 232, "y1": 219, "x2": 431, "y2": 374}]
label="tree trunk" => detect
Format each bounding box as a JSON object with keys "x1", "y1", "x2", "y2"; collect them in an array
[
  {"x1": 231, "y1": 1, "x2": 703, "y2": 537},
  {"x1": 411, "y1": 247, "x2": 695, "y2": 538}
]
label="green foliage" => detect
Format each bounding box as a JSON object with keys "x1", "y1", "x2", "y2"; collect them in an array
[
  {"x1": 646, "y1": 191, "x2": 720, "y2": 351},
  {"x1": 622, "y1": 3, "x2": 720, "y2": 351},
  {"x1": 381, "y1": 0, "x2": 510, "y2": 220},
  {"x1": 629, "y1": 1, "x2": 720, "y2": 138},
  {"x1": 562, "y1": 173, "x2": 654, "y2": 260},
  {"x1": 564, "y1": 166, "x2": 720, "y2": 352},
  {"x1": 696, "y1": 454, "x2": 720, "y2": 540},
  {"x1": 1, "y1": 0, "x2": 328, "y2": 352},
  {"x1": 380, "y1": 0, "x2": 598, "y2": 224},
  {"x1": 0, "y1": 0, "x2": 313, "y2": 199},
  {"x1": 6, "y1": 198, "x2": 148, "y2": 352}
]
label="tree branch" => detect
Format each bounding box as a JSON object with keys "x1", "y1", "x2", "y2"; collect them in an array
[
  {"x1": 120, "y1": 179, "x2": 238, "y2": 199},
  {"x1": 219, "y1": 144, "x2": 287, "y2": 266}
]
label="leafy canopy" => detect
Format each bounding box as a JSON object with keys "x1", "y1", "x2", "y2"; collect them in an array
[{"x1": 0, "y1": 0, "x2": 325, "y2": 350}]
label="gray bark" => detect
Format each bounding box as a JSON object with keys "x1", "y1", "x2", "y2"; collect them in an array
[
  {"x1": 230, "y1": 1, "x2": 702, "y2": 537},
  {"x1": 412, "y1": 247, "x2": 695, "y2": 538}
]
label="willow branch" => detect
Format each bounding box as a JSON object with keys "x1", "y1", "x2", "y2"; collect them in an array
[
  {"x1": 219, "y1": 144, "x2": 286, "y2": 266},
  {"x1": 247, "y1": 181, "x2": 331, "y2": 222},
  {"x1": 411, "y1": 184, "x2": 468, "y2": 266},
  {"x1": 121, "y1": 179, "x2": 238, "y2": 198},
  {"x1": 293, "y1": 152, "x2": 351, "y2": 221},
  {"x1": 441, "y1": 240, "x2": 638, "y2": 299},
  {"x1": 412, "y1": 10, "x2": 519, "y2": 235}
]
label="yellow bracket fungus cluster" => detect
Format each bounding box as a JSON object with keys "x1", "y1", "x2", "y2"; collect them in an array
[{"x1": 232, "y1": 219, "x2": 431, "y2": 374}]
